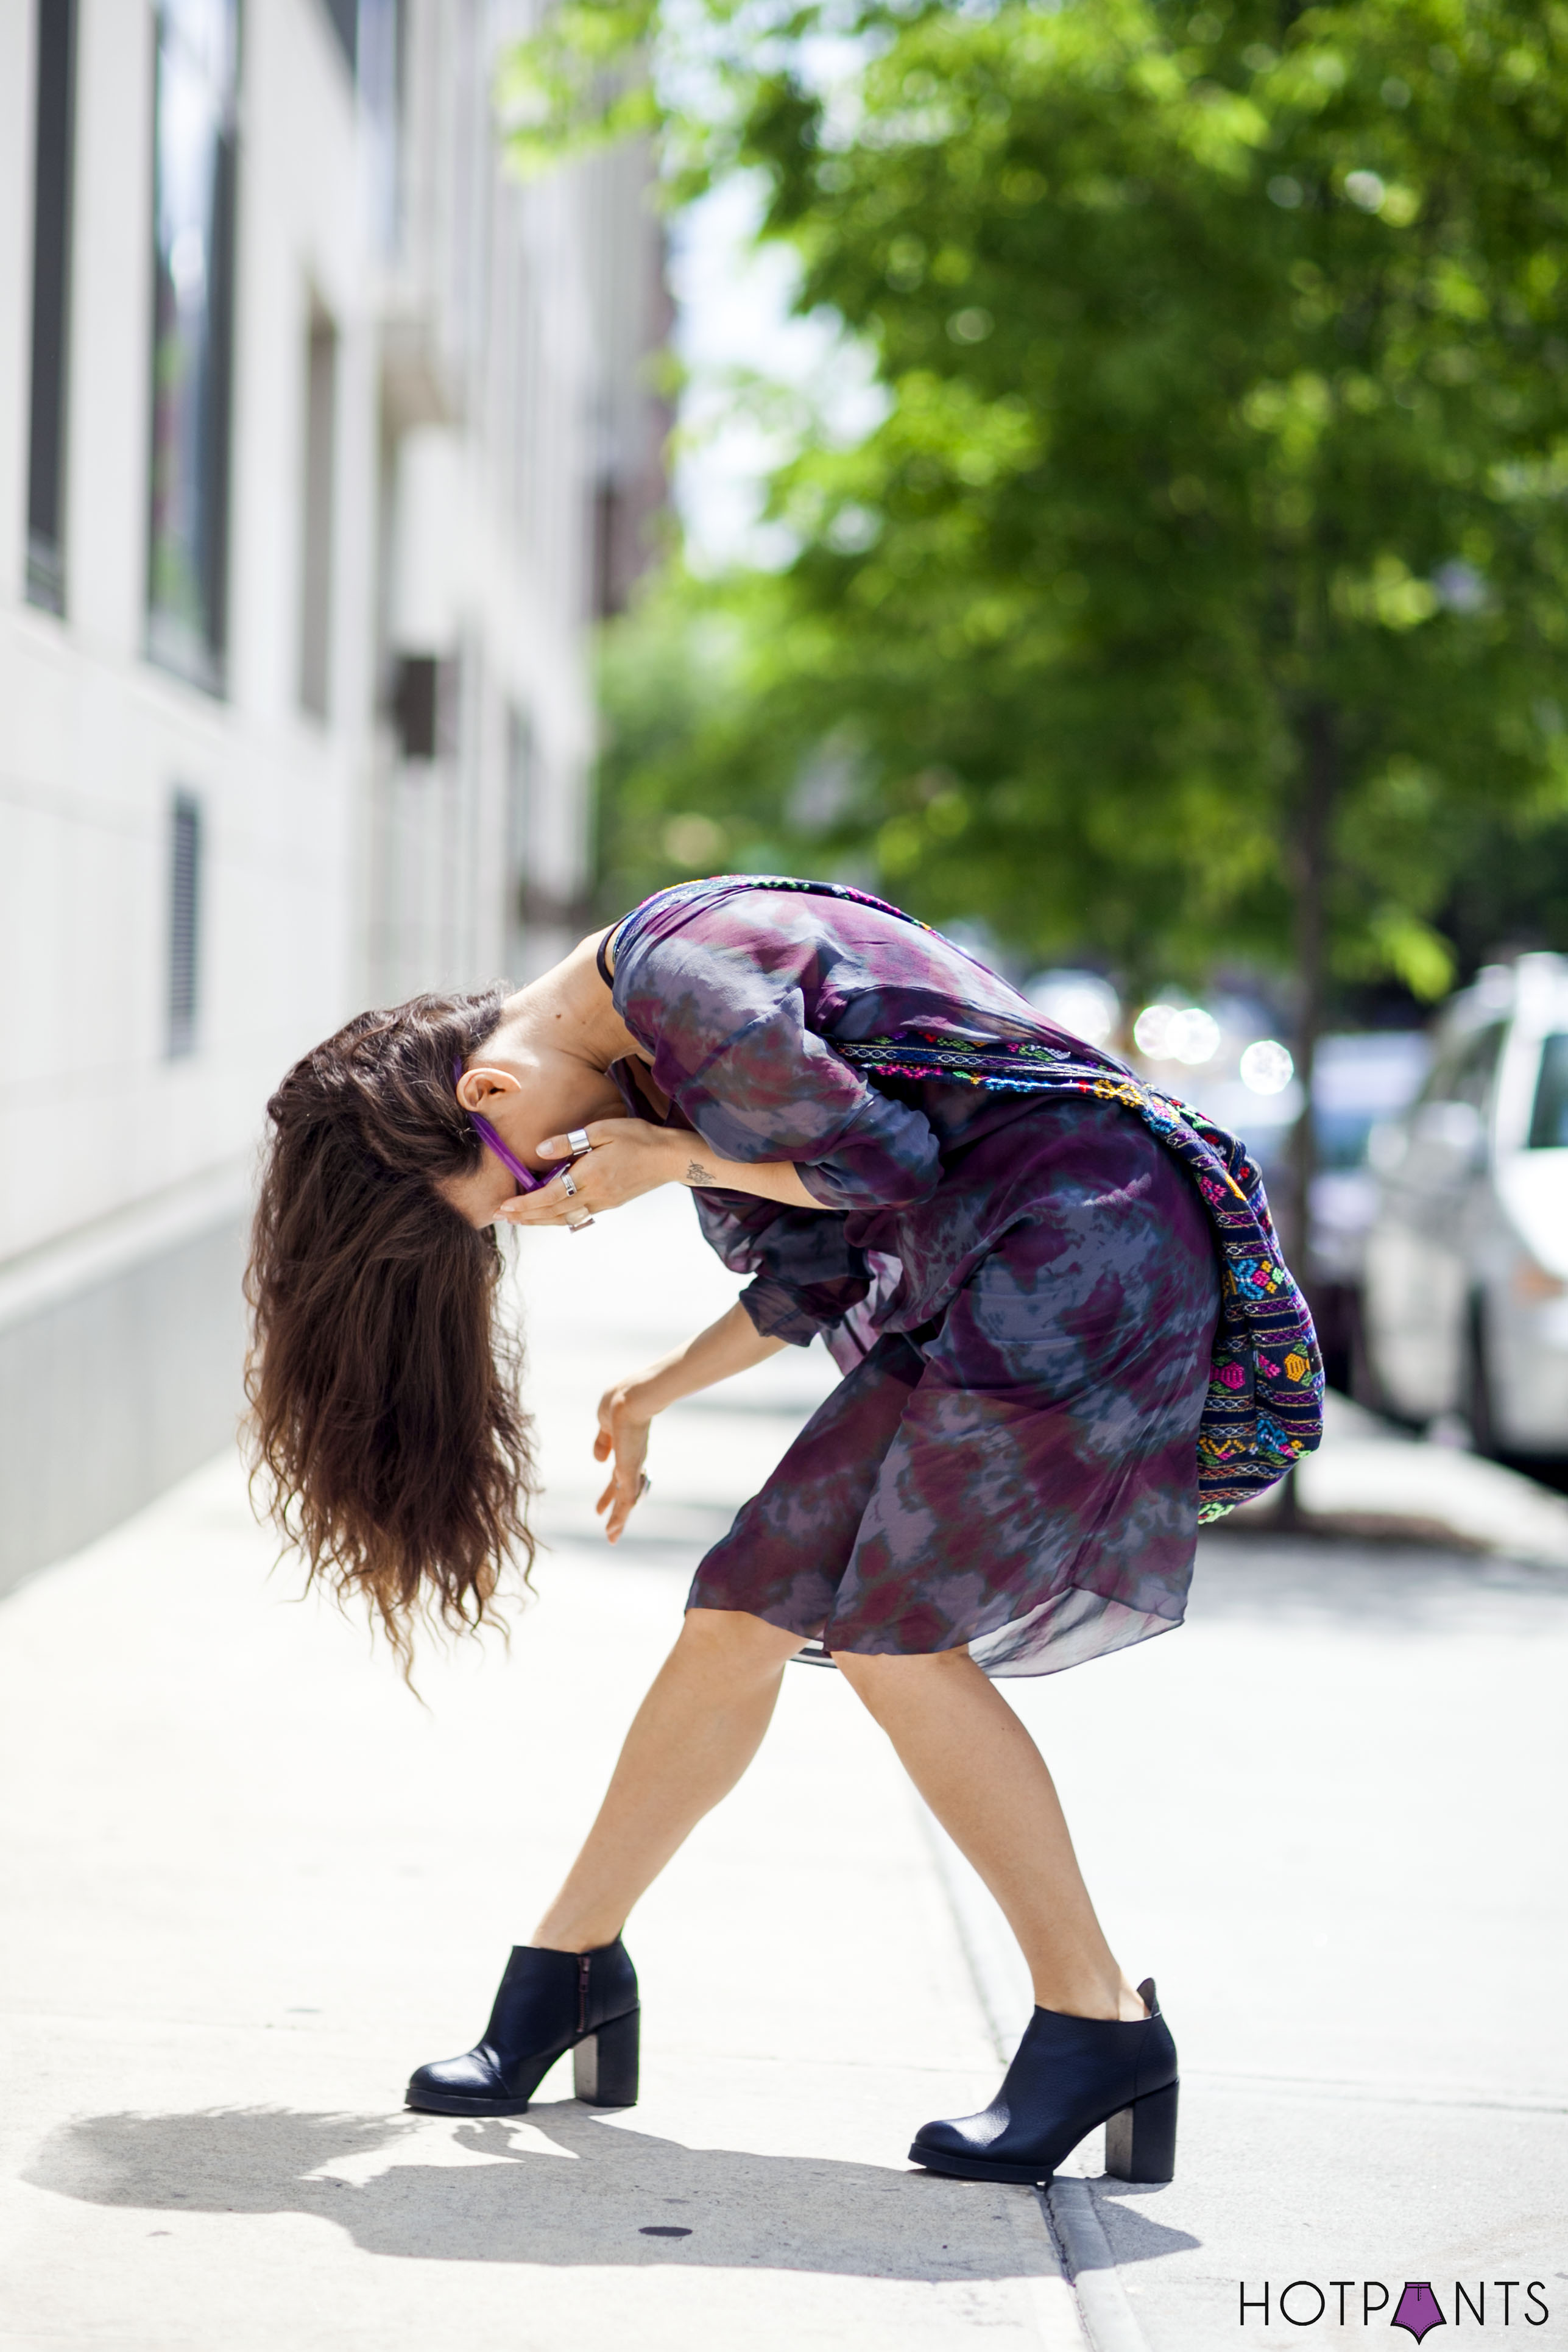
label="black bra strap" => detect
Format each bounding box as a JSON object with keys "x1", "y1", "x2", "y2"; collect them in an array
[{"x1": 596, "y1": 925, "x2": 620, "y2": 987}]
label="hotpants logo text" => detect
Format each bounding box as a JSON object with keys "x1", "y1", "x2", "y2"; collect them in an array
[{"x1": 1240, "y1": 2280, "x2": 1550, "y2": 2332}]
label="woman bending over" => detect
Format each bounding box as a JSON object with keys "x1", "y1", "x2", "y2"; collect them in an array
[{"x1": 248, "y1": 875, "x2": 1314, "y2": 2185}]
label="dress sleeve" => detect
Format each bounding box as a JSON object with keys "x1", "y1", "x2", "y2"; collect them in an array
[
  {"x1": 618, "y1": 934, "x2": 942, "y2": 1212},
  {"x1": 689, "y1": 1192, "x2": 874, "y2": 1347}
]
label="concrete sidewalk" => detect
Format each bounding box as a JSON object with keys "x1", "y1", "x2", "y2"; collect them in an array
[
  {"x1": 0, "y1": 1193, "x2": 1081, "y2": 2352},
  {"x1": 2, "y1": 1188, "x2": 1566, "y2": 2349}
]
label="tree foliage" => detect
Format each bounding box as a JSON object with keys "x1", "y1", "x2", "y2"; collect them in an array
[{"x1": 539, "y1": 1, "x2": 1568, "y2": 1037}]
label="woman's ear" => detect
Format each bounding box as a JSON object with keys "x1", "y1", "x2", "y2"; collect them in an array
[{"x1": 456, "y1": 1065, "x2": 524, "y2": 1112}]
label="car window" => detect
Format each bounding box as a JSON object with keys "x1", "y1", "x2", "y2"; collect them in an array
[
  {"x1": 1528, "y1": 1033, "x2": 1568, "y2": 1148},
  {"x1": 1419, "y1": 1039, "x2": 1467, "y2": 1100},
  {"x1": 1312, "y1": 1033, "x2": 1430, "y2": 1168},
  {"x1": 1314, "y1": 1109, "x2": 1376, "y2": 1171},
  {"x1": 1416, "y1": 1022, "x2": 1503, "y2": 1113},
  {"x1": 1415, "y1": 1043, "x2": 1463, "y2": 1106},
  {"x1": 1450, "y1": 1024, "x2": 1505, "y2": 1111}
]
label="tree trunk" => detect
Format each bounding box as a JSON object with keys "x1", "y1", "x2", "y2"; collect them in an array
[
  {"x1": 1287, "y1": 700, "x2": 1338, "y2": 1273},
  {"x1": 1273, "y1": 702, "x2": 1338, "y2": 1533}
]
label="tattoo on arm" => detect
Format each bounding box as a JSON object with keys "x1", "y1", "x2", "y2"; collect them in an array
[{"x1": 685, "y1": 1159, "x2": 716, "y2": 1186}]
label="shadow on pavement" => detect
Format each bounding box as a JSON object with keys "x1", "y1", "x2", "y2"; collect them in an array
[
  {"x1": 1082, "y1": 2177, "x2": 1201, "y2": 2265},
  {"x1": 26, "y1": 2100, "x2": 1080, "y2": 2277}
]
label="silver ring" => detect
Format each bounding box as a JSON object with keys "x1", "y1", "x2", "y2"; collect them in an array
[
  {"x1": 560, "y1": 1170, "x2": 577, "y2": 1196},
  {"x1": 566, "y1": 1211, "x2": 595, "y2": 1232},
  {"x1": 637, "y1": 1473, "x2": 651, "y2": 1499},
  {"x1": 567, "y1": 1128, "x2": 592, "y2": 1155}
]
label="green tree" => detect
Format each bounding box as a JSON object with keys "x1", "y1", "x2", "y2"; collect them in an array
[
  {"x1": 527, "y1": 0, "x2": 1568, "y2": 1241},
  {"x1": 593, "y1": 570, "x2": 808, "y2": 915}
]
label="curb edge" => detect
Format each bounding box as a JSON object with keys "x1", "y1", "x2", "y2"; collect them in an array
[{"x1": 913, "y1": 1796, "x2": 1154, "y2": 2352}]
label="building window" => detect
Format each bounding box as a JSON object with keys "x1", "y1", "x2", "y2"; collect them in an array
[
  {"x1": 592, "y1": 480, "x2": 622, "y2": 623},
  {"x1": 391, "y1": 654, "x2": 456, "y2": 761},
  {"x1": 318, "y1": 0, "x2": 356, "y2": 71},
  {"x1": 146, "y1": 0, "x2": 240, "y2": 696},
  {"x1": 168, "y1": 791, "x2": 203, "y2": 1058},
  {"x1": 356, "y1": 0, "x2": 404, "y2": 255},
  {"x1": 298, "y1": 306, "x2": 338, "y2": 719},
  {"x1": 26, "y1": 0, "x2": 78, "y2": 615}
]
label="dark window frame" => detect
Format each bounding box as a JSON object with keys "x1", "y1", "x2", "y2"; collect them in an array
[
  {"x1": 319, "y1": 0, "x2": 356, "y2": 71},
  {"x1": 26, "y1": 0, "x2": 79, "y2": 615}
]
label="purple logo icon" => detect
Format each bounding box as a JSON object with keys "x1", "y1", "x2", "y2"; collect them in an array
[{"x1": 1392, "y1": 2283, "x2": 1446, "y2": 2343}]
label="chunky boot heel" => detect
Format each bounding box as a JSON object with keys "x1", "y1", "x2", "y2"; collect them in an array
[
  {"x1": 573, "y1": 2004, "x2": 640, "y2": 2106},
  {"x1": 910, "y1": 1976, "x2": 1178, "y2": 2186},
  {"x1": 1105, "y1": 2075, "x2": 1179, "y2": 2182},
  {"x1": 406, "y1": 1938, "x2": 639, "y2": 2116}
]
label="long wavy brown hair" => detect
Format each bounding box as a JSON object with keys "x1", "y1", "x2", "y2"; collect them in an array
[{"x1": 245, "y1": 987, "x2": 536, "y2": 1670}]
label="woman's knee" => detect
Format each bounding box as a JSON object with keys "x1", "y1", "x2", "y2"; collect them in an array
[
  {"x1": 678, "y1": 1606, "x2": 803, "y2": 1673},
  {"x1": 833, "y1": 1642, "x2": 973, "y2": 1717}
]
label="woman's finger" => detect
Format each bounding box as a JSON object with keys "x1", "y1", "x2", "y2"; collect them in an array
[
  {"x1": 501, "y1": 1119, "x2": 670, "y2": 1226},
  {"x1": 596, "y1": 1470, "x2": 635, "y2": 1542},
  {"x1": 497, "y1": 1171, "x2": 595, "y2": 1227},
  {"x1": 611, "y1": 1478, "x2": 648, "y2": 1542},
  {"x1": 538, "y1": 1121, "x2": 607, "y2": 1160},
  {"x1": 496, "y1": 1177, "x2": 565, "y2": 1217},
  {"x1": 589, "y1": 1408, "x2": 650, "y2": 1543}
]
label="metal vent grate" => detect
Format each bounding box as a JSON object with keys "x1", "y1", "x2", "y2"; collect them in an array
[
  {"x1": 168, "y1": 791, "x2": 202, "y2": 1058},
  {"x1": 26, "y1": 0, "x2": 78, "y2": 615}
]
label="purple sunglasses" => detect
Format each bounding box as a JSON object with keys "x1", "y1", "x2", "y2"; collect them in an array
[{"x1": 453, "y1": 1061, "x2": 555, "y2": 1193}]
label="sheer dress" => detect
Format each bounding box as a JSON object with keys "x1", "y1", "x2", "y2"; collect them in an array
[{"x1": 602, "y1": 880, "x2": 1221, "y2": 1678}]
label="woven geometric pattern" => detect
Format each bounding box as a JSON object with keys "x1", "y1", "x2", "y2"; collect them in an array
[{"x1": 835, "y1": 1035, "x2": 1323, "y2": 1519}]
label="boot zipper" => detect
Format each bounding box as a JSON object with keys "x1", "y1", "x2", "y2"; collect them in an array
[{"x1": 577, "y1": 1954, "x2": 591, "y2": 2038}]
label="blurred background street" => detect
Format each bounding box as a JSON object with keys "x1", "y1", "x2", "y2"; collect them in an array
[{"x1": 5, "y1": 0, "x2": 1568, "y2": 2345}]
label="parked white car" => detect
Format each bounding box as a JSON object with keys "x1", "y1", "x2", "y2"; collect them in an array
[{"x1": 1363, "y1": 953, "x2": 1568, "y2": 1457}]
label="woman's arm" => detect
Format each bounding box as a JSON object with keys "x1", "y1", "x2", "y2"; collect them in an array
[
  {"x1": 496, "y1": 1118, "x2": 818, "y2": 1229},
  {"x1": 593, "y1": 1300, "x2": 786, "y2": 1542},
  {"x1": 663, "y1": 1134, "x2": 819, "y2": 1210}
]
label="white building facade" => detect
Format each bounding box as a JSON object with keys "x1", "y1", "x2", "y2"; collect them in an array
[{"x1": 0, "y1": 0, "x2": 668, "y2": 1586}]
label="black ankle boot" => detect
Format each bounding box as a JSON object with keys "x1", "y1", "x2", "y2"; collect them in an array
[
  {"x1": 405, "y1": 1940, "x2": 640, "y2": 2116},
  {"x1": 909, "y1": 1977, "x2": 1178, "y2": 2186}
]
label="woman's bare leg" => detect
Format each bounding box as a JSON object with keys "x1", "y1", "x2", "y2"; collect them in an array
[
  {"x1": 532, "y1": 1606, "x2": 803, "y2": 1950},
  {"x1": 533, "y1": 1611, "x2": 1139, "y2": 2023},
  {"x1": 834, "y1": 1645, "x2": 1145, "y2": 2021}
]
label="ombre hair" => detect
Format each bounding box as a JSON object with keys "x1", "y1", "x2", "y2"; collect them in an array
[{"x1": 245, "y1": 988, "x2": 535, "y2": 1670}]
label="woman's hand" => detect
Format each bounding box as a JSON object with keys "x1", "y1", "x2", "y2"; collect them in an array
[
  {"x1": 495, "y1": 1117, "x2": 820, "y2": 1227},
  {"x1": 495, "y1": 1118, "x2": 679, "y2": 1229},
  {"x1": 593, "y1": 1377, "x2": 656, "y2": 1543},
  {"x1": 585, "y1": 1304, "x2": 789, "y2": 1544}
]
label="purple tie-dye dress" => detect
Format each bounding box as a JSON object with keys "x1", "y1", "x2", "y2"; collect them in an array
[{"x1": 606, "y1": 880, "x2": 1221, "y2": 1678}]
